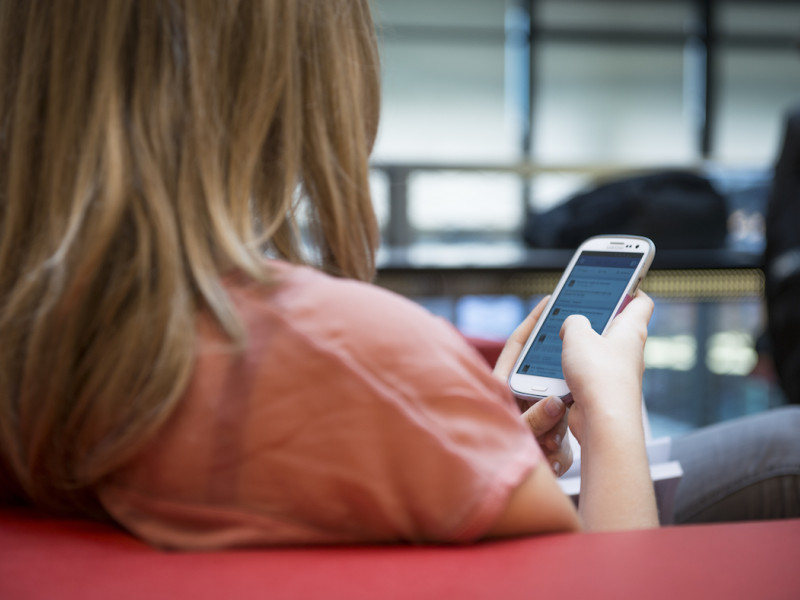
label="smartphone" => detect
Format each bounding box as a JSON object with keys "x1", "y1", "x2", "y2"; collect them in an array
[{"x1": 508, "y1": 234, "x2": 656, "y2": 402}]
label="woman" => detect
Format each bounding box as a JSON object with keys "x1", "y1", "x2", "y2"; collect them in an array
[{"x1": 0, "y1": 0, "x2": 695, "y2": 548}]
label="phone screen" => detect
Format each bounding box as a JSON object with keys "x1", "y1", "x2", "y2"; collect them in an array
[{"x1": 515, "y1": 250, "x2": 644, "y2": 379}]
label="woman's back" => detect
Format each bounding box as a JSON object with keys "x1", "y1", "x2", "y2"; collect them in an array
[{"x1": 98, "y1": 261, "x2": 539, "y2": 548}]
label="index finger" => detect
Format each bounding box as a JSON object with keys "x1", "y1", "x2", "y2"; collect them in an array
[{"x1": 605, "y1": 291, "x2": 654, "y2": 338}]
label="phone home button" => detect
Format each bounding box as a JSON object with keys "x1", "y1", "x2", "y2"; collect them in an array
[{"x1": 529, "y1": 384, "x2": 548, "y2": 393}]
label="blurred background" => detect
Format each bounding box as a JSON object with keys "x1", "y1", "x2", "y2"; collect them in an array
[{"x1": 367, "y1": 0, "x2": 800, "y2": 437}]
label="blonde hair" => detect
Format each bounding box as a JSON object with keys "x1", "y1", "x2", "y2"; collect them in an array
[{"x1": 0, "y1": 0, "x2": 380, "y2": 516}]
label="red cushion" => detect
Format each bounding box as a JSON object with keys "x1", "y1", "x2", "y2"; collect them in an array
[
  {"x1": 1, "y1": 508, "x2": 798, "y2": 600},
  {"x1": 464, "y1": 336, "x2": 505, "y2": 367}
]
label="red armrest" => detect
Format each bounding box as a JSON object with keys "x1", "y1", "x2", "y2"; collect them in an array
[
  {"x1": 1, "y1": 508, "x2": 798, "y2": 600},
  {"x1": 464, "y1": 335, "x2": 505, "y2": 368}
]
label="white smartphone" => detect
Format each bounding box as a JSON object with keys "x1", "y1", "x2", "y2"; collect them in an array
[{"x1": 508, "y1": 234, "x2": 656, "y2": 403}]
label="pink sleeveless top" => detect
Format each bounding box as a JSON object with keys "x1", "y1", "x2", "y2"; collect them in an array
[{"x1": 99, "y1": 261, "x2": 541, "y2": 548}]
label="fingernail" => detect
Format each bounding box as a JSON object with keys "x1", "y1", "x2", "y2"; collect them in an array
[
  {"x1": 552, "y1": 434, "x2": 562, "y2": 447},
  {"x1": 545, "y1": 396, "x2": 563, "y2": 417},
  {"x1": 552, "y1": 461, "x2": 561, "y2": 476}
]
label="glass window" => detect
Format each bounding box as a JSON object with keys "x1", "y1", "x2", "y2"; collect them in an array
[
  {"x1": 539, "y1": 0, "x2": 690, "y2": 31},
  {"x1": 374, "y1": 40, "x2": 517, "y2": 162},
  {"x1": 408, "y1": 171, "x2": 523, "y2": 235},
  {"x1": 456, "y1": 295, "x2": 526, "y2": 339},
  {"x1": 714, "y1": 49, "x2": 800, "y2": 164},
  {"x1": 718, "y1": 1, "x2": 800, "y2": 36},
  {"x1": 372, "y1": 0, "x2": 518, "y2": 162},
  {"x1": 534, "y1": 42, "x2": 696, "y2": 164},
  {"x1": 369, "y1": 170, "x2": 391, "y2": 231},
  {"x1": 373, "y1": 0, "x2": 503, "y2": 29}
]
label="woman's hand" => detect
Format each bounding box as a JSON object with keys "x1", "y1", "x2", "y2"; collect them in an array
[
  {"x1": 492, "y1": 291, "x2": 658, "y2": 530},
  {"x1": 558, "y1": 291, "x2": 658, "y2": 530},
  {"x1": 492, "y1": 297, "x2": 572, "y2": 476},
  {"x1": 560, "y1": 291, "x2": 654, "y2": 444}
]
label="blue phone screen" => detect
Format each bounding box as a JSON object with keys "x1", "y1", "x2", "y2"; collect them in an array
[{"x1": 515, "y1": 251, "x2": 643, "y2": 379}]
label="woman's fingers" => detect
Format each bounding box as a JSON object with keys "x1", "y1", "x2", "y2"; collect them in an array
[
  {"x1": 605, "y1": 292, "x2": 654, "y2": 340},
  {"x1": 521, "y1": 396, "x2": 566, "y2": 437},
  {"x1": 520, "y1": 396, "x2": 573, "y2": 476}
]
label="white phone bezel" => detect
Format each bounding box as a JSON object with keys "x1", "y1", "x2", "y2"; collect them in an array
[{"x1": 507, "y1": 235, "x2": 655, "y2": 402}]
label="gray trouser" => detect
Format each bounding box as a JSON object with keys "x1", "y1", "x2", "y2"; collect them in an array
[{"x1": 669, "y1": 406, "x2": 800, "y2": 524}]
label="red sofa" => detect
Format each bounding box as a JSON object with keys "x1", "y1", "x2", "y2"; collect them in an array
[
  {"x1": 1, "y1": 507, "x2": 799, "y2": 600},
  {"x1": 3, "y1": 338, "x2": 799, "y2": 599}
]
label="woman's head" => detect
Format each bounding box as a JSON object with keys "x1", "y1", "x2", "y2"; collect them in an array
[{"x1": 0, "y1": 0, "x2": 380, "y2": 514}]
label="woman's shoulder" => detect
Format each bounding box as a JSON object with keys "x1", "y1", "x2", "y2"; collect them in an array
[
  {"x1": 220, "y1": 259, "x2": 513, "y2": 414},
  {"x1": 265, "y1": 260, "x2": 433, "y2": 318},
  {"x1": 232, "y1": 260, "x2": 473, "y2": 362},
  {"x1": 102, "y1": 261, "x2": 537, "y2": 548}
]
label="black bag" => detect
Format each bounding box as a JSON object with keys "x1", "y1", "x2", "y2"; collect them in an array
[
  {"x1": 765, "y1": 108, "x2": 800, "y2": 405},
  {"x1": 524, "y1": 171, "x2": 728, "y2": 250}
]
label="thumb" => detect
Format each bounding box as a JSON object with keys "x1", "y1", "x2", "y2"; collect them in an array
[
  {"x1": 559, "y1": 313, "x2": 594, "y2": 342},
  {"x1": 521, "y1": 396, "x2": 566, "y2": 437}
]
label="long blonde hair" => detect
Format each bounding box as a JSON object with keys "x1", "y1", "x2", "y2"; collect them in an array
[{"x1": 0, "y1": 0, "x2": 380, "y2": 516}]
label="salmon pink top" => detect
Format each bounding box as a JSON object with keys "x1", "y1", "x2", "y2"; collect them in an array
[{"x1": 99, "y1": 261, "x2": 541, "y2": 549}]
